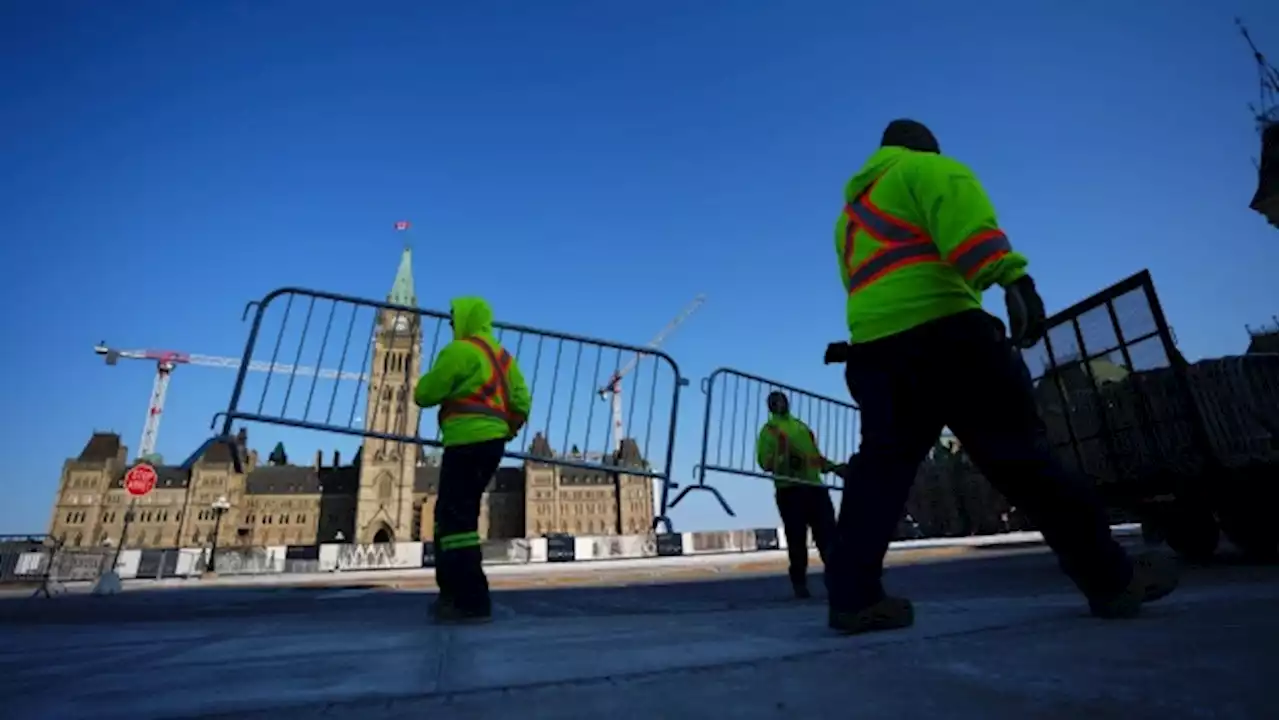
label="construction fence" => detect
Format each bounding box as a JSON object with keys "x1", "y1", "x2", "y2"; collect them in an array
[
  {"x1": 1, "y1": 524, "x2": 1125, "y2": 591},
  {"x1": 0, "y1": 536, "x2": 114, "y2": 591},
  {"x1": 0, "y1": 526, "x2": 816, "y2": 588}
]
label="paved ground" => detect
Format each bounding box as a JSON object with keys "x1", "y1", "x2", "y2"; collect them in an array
[{"x1": 0, "y1": 545, "x2": 1274, "y2": 719}]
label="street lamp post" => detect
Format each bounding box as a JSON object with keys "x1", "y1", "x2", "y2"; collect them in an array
[{"x1": 206, "y1": 495, "x2": 231, "y2": 574}]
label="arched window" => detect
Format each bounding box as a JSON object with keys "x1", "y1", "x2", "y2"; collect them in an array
[{"x1": 377, "y1": 474, "x2": 393, "y2": 500}]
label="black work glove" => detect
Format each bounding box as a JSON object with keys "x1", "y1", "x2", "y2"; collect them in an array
[
  {"x1": 824, "y1": 341, "x2": 850, "y2": 365},
  {"x1": 1004, "y1": 275, "x2": 1046, "y2": 349}
]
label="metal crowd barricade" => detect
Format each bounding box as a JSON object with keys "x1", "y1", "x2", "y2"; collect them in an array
[
  {"x1": 669, "y1": 367, "x2": 859, "y2": 517},
  {"x1": 182, "y1": 287, "x2": 687, "y2": 532}
]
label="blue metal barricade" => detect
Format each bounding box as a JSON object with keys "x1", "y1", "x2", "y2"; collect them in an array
[
  {"x1": 668, "y1": 367, "x2": 859, "y2": 517},
  {"x1": 183, "y1": 287, "x2": 687, "y2": 533}
]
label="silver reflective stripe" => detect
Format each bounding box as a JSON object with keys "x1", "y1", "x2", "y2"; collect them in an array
[
  {"x1": 950, "y1": 231, "x2": 1012, "y2": 279},
  {"x1": 847, "y1": 243, "x2": 942, "y2": 292},
  {"x1": 846, "y1": 198, "x2": 920, "y2": 243}
]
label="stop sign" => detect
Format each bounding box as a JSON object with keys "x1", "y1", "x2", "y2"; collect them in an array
[{"x1": 124, "y1": 463, "x2": 157, "y2": 496}]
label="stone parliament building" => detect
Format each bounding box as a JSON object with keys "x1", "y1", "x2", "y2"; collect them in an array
[{"x1": 47, "y1": 247, "x2": 655, "y2": 550}]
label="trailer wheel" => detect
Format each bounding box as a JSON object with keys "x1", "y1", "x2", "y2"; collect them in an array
[
  {"x1": 1216, "y1": 463, "x2": 1278, "y2": 563},
  {"x1": 1157, "y1": 501, "x2": 1220, "y2": 562},
  {"x1": 1140, "y1": 520, "x2": 1164, "y2": 545},
  {"x1": 1219, "y1": 514, "x2": 1276, "y2": 562}
]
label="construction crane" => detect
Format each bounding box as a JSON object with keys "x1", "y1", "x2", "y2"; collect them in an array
[
  {"x1": 597, "y1": 294, "x2": 707, "y2": 455},
  {"x1": 94, "y1": 343, "x2": 367, "y2": 462},
  {"x1": 1237, "y1": 18, "x2": 1278, "y2": 227}
]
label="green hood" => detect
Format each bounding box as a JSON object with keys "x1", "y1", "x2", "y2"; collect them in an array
[
  {"x1": 450, "y1": 296, "x2": 495, "y2": 340},
  {"x1": 845, "y1": 146, "x2": 913, "y2": 201}
]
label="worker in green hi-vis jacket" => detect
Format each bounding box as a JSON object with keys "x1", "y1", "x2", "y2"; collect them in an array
[
  {"x1": 756, "y1": 391, "x2": 843, "y2": 600},
  {"x1": 415, "y1": 296, "x2": 532, "y2": 625},
  {"x1": 821, "y1": 119, "x2": 1178, "y2": 637}
]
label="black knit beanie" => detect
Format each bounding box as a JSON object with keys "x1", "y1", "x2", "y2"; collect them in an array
[{"x1": 880, "y1": 119, "x2": 940, "y2": 154}]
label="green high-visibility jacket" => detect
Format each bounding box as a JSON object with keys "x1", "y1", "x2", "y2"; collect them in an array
[
  {"x1": 756, "y1": 414, "x2": 832, "y2": 489},
  {"x1": 834, "y1": 146, "x2": 1030, "y2": 344},
  {"x1": 414, "y1": 296, "x2": 533, "y2": 447}
]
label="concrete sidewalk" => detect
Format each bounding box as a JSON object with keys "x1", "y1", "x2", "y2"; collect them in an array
[
  {"x1": 1, "y1": 545, "x2": 1273, "y2": 719},
  {"x1": 5, "y1": 578, "x2": 1274, "y2": 719}
]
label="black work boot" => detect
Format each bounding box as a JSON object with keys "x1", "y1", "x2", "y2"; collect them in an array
[
  {"x1": 793, "y1": 583, "x2": 812, "y2": 600},
  {"x1": 1089, "y1": 553, "x2": 1180, "y2": 619},
  {"x1": 829, "y1": 596, "x2": 915, "y2": 635},
  {"x1": 431, "y1": 595, "x2": 492, "y2": 625}
]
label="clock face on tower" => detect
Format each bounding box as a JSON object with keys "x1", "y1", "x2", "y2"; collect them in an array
[{"x1": 391, "y1": 314, "x2": 410, "y2": 334}]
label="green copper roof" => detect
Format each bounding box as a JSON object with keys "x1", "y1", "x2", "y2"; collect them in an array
[{"x1": 388, "y1": 244, "x2": 416, "y2": 306}]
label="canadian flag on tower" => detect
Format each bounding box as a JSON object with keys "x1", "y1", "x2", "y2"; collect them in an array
[{"x1": 394, "y1": 220, "x2": 411, "y2": 231}]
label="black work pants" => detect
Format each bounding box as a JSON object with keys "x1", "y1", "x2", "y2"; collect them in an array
[
  {"x1": 434, "y1": 439, "x2": 505, "y2": 613},
  {"x1": 776, "y1": 484, "x2": 837, "y2": 588},
  {"x1": 824, "y1": 309, "x2": 1133, "y2": 612}
]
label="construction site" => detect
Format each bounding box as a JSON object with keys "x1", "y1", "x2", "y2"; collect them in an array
[{"x1": 0, "y1": 11, "x2": 1276, "y2": 720}]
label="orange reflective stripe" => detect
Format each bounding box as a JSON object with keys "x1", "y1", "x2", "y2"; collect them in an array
[
  {"x1": 766, "y1": 425, "x2": 789, "y2": 451},
  {"x1": 842, "y1": 178, "x2": 942, "y2": 295},
  {"x1": 803, "y1": 427, "x2": 825, "y2": 467},
  {"x1": 947, "y1": 229, "x2": 1012, "y2": 280},
  {"x1": 440, "y1": 338, "x2": 519, "y2": 426},
  {"x1": 766, "y1": 423, "x2": 824, "y2": 468}
]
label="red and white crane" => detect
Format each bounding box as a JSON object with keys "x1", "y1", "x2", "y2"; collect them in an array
[
  {"x1": 597, "y1": 294, "x2": 706, "y2": 455},
  {"x1": 94, "y1": 343, "x2": 367, "y2": 462}
]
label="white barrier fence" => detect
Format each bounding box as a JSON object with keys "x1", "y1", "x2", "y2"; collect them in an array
[{"x1": 2, "y1": 525, "x2": 1139, "y2": 584}]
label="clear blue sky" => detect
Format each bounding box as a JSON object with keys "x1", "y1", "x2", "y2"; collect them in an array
[{"x1": 1, "y1": 1, "x2": 1275, "y2": 534}]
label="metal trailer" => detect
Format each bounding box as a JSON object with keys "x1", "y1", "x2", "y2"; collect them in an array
[{"x1": 1022, "y1": 269, "x2": 1278, "y2": 560}]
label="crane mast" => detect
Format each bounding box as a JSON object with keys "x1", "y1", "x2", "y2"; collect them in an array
[
  {"x1": 598, "y1": 294, "x2": 706, "y2": 454},
  {"x1": 1237, "y1": 17, "x2": 1278, "y2": 227},
  {"x1": 95, "y1": 342, "x2": 365, "y2": 462}
]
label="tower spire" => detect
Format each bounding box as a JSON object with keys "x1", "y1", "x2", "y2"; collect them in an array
[{"x1": 389, "y1": 220, "x2": 416, "y2": 306}]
